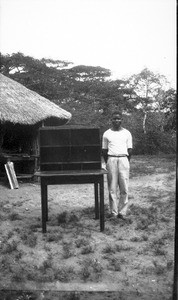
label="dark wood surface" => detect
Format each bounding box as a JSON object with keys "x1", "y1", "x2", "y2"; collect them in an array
[
  {"x1": 37, "y1": 127, "x2": 106, "y2": 233},
  {"x1": 35, "y1": 169, "x2": 107, "y2": 233},
  {"x1": 35, "y1": 169, "x2": 106, "y2": 176}
]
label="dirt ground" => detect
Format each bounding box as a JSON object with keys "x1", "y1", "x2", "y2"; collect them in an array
[{"x1": 0, "y1": 155, "x2": 176, "y2": 300}]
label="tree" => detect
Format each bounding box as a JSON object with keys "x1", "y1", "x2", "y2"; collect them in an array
[
  {"x1": 0, "y1": 52, "x2": 71, "y2": 100},
  {"x1": 160, "y1": 88, "x2": 177, "y2": 131},
  {"x1": 126, "y1": 68, "x2": 169, "y2": 134},
  {"x1": 0, "y1": 52, "x2": 176, "y2": 154}
]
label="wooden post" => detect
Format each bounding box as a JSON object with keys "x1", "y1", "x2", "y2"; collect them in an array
[{"x1": 5, "y1": 161, "x2": 19, "y2": 189}]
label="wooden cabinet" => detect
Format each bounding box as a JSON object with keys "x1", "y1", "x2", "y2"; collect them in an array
[{"x1": 39, "y1": 126, "x2": 101, "y2": 171}]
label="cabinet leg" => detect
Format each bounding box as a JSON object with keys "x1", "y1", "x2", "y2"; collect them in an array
[
  {"x1": 99, "y1": 176, "x2": 105, "y2": 231},
  {"x1": 94, "y1": 182, "x2": 99, "y2": 219}
]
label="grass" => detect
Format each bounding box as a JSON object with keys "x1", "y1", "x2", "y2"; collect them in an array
[
  {"x1": 62, "y1": 241, "x2": 75, "y2": 258},
  {"x1": 102, "y1": 243, "x2": 116, "y2": 254},
  {"x1": 57, "y1": 211, "x2": 81, "y2": 228},
  {"x1": 152, "y1": 260, "x2": 167, "y2": 275},
  {"x1": 20, "y1": 230, "x2": 37, "y2": 248},
  {"x1": 40, "y1": 253, "x2": 53, "y2": 271},
  {"x1": 103, "y1": 226, "x2": 113, "y2": 235},
  {"x1": 130, "y1": 234, "x2": 149, "y2": 242},
  {"x1": 80, "y1": 258, "x2": 103, "y2": 282},
  {"x1": 75, "y1": 237, "x2": 90, "y2": 248},
  {"x1": 80, "y1": 244, "x2": 94, "y2": 254},
  {"x1": 0, "y1": 154, "x2": 175, "y2": 297},
  {"x1": 107, "y1": 256, "x2": 125, "y2": 271},
  {"x1": 26, "y1": 265, "x2": 56, "y2": 283},
  {"x1": 152, "y1": 245, "x2": 167, "y2": 256},
  {"x1": 54, "y1": 265, "x2": 75, "y2": 282},
  {"x1": 129, "y1": 204, "x2": 159, "y2": 230},
  {"x1": 8, "y1": 212, "x2": 22, "y2": 221},
  {"x1": 1, "y1": 240, "x2": 18, "y2": 254},
  {"x1": 130, "y1": 154, "x2": 175, "y2": 178},
  {"x1": 115, "y1": 243, "x2": 132, "y2": 252},
  {"x1": 57, "y1": 212, "x2": 68, "y2": 224},
  {"x1": 46, "y1": 231, "x2": 63, "y2": 242}
]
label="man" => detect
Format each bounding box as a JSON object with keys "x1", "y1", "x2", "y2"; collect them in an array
[{"x1": 102, "y1": 111, "x2": 133, "y2": 219}]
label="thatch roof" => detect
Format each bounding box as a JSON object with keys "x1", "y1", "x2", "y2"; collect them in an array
[{"x1": 0, "y1": 73, "x2": 72, "y2": 125}]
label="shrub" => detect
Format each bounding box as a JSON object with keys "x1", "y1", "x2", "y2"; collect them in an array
[
  {"x1": 130, "y1": 236, "x2": 140, "y2": 242},
  {"x1": 141, "y1": 234, "x2": 149, "y2": 241},
  {"x1": 46, "y1": 232, "x2": 63, "y2": 242},
  {"x1": 102, "y1": 244, "x2": 116, "y2": 254},
  {"x1": 80, "y1": 258, "x2": 103, "y2": 282},
  {"x1": 134, "y1": 130, "x2": 176, "y2": 155},
  {"x1": 54, "y1": 266, "x2": 75, "y2": 282},
  {"x1": 57, "y1": 212, "x2": 67, "y2": 224},
  {"x1": 68, "y1": 213, "x2": 80, "y2": 223},
  {"x1": 1, "y1": 240, "x2": 18, "y2": 253},
  {"x1": 152, "y1": 260, "x2": 166, "y2": 275},
  {"x1": 116, "y1": 243, "x2": 132, "y2": 252},
  {"x1": 81, "y1": 244, "x2": 94, "y2": 255},
  {"x1": 7, "y1": 231, "x2": 14, "y2": 239},
  {"x1": 20, "y1": 231, "x2": 37, "y2": 248},
  {"x1": 62, "y1": 241, "x2": 75, "y2": 258},
  {"x1": 10, "y1": 265, "x2": 25, "y2": 282},
  {"x1": 104, "y1": 226, "x2": 114, "y2": 235},
  {"x1": 153, "y1": 245, "x2": 167, "y2": 256},
  {"x1": 14, "y1": 249, "x2": 23, "y2": 260},
  {"x1": 75, "y1": 237, "x2": 89, "y2": 248},
  {"x1": 40, "y1": 254, "x2": 53, "y2": 271},
  {"x1": 8, "y1": 212, "x2": 22, "y2": 221},
  {"x1": 107, "y1": 257, "x2": 122, "y2": 271},
  {"x1": 167, "y1": 259, "x2": 174, "y2": 270}
]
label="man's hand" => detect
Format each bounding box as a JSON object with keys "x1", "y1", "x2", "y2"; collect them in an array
[
  {"x1": 102, "y1": 149, "x2": 108, "y2": 164},
  {"x1": 127, "y1": 148, "x2": 132, "y2": 162}
]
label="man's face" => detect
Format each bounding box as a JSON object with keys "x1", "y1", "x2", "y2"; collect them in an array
[{"x1": 111, "y1": 114, "x2": 122, "y2": 129}]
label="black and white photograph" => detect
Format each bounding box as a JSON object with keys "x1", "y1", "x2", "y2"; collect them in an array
[{"x1": 0, "y1": 0, "x2": 176, "y2": 299}]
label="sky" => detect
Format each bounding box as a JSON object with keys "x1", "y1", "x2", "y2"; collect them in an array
[{"x1": 0, "y1": 0, "x2": 176, "y2": 88}]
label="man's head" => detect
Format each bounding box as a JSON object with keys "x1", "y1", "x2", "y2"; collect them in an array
[{"x1": 111, "y1": 111, "x2": 122, "y2": 130}]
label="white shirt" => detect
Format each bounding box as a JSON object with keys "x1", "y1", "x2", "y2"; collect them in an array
[{"x1": 102, "y1": 128, "x2": 132, "y2": 156}]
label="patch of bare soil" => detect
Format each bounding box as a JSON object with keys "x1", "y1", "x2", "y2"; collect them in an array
[{"x1": 0, "y1": 155, "x2": 176, "y2": 300}]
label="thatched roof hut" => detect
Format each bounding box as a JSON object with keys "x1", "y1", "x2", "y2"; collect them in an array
[
  {"x1": 0, "y1": 73, "x2": 72, "y2": 177},
  {"x1": 0, "y1": 73, "x2": 71, "y2": 125}
]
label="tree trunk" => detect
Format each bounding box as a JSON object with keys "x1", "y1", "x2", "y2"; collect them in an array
[{"x1": 143, "y1": 112, "x2": 147, "y2": 134}]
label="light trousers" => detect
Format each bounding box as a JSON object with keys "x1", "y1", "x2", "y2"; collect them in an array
[{"x1": 106, "y1": 156, "x2": 130, "y2": 216}]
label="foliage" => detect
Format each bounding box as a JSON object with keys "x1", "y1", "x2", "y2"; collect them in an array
[
  {"x1": 133, "y1": 129, "x2": 176, "y2": 155},
  {"x1": 125, "y1": 68, "x2": 172, "y2": 134},
  {"x1": 0, "y1": 52, "x2": 176, "y2": 154},
  {"x1": 160, "y1": 89, "x2": 176, "y2": 131}
]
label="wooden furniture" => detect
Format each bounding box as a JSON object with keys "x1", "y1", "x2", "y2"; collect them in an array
[
  {"x1": 35, "y1": 126, "x2": 107, "y2": 233},
  {"x1": 0, "y1": 153, "x2": 39, "y2": 179}
]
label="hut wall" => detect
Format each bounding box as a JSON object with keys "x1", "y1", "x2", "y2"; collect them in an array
[{"x1": 0, "y1": 123, "x2": 40, "y2": 176}]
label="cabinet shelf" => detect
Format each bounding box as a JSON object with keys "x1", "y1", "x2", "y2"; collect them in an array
[
  {"x1": 40, "y1": 144, "x2": 100, "y2": 147},
  {"x1": 41, "y1": 161, "x2": 101, "y2": 165},
  {"x1": 39, "y1": 126, "x2": 101, "y2": 172}
]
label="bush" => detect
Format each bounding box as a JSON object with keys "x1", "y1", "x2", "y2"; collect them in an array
[
  {"x1": 20, "y1": 231, "x2": 37, "y2": 248},
  {"x1": 134, "y1": 130, "x2": 176, "y2": 155}
]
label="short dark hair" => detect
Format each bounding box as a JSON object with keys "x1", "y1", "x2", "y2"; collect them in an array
[{"x1": 112, "y1": 111, "x2": 122, "y2": 117}]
